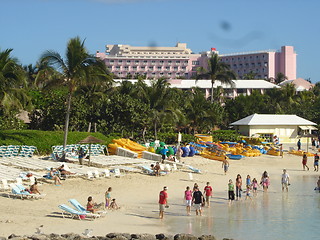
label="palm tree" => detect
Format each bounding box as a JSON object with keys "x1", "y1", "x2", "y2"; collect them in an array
[
  {"x1": 197, "y1": 53, "x2": 236, "y2": 102},
  {"x1": 268, "y1": 72, "x2": 288, "y2": 84},
  {"x1": 243, "y1": 71, "x2": 257, "y2": 80},
  {"x1": 0, "y1": 48, "x2": 29, "y2": 113},
  {"x1": 39, "y1": 37, "x2": 112, "y2": 148}
]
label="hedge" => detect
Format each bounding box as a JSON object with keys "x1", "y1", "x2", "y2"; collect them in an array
[
  {"x1": 211, "y1": 130, "x2": 240, "y2": 142},
  {"x1": 0, "y1": 130, "x2": 120, "y2": 155}
]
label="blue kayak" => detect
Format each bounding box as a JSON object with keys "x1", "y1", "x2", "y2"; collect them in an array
[{"x1": 226, "y1": 154, "x2": 245, "y2": 160}]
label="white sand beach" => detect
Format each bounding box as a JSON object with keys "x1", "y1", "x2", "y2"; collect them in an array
[{"x1": 0, "y1": 147, "x2": 319, "y2": 238}]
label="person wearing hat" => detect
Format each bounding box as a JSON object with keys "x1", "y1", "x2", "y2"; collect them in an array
[
  {"x1": 159, "y1": 186, "x2": 168, "y2": 219},
  {"x1": 281, "y1": 169, "x2": 290, "y2": 192}
]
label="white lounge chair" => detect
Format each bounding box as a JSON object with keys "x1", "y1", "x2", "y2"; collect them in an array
[
  {"x1": 1, "y1": 179, "x2": 10, "y2": 191},
  {"x1": 87, "y1": 171, "x2": 94, "y2": 180},
  {"x1": 114, "y1": 168, "x2": 122, "y2": 178},
  {"x1": 93, "y1": 170, "x2": 100, "y2": 178},
  {"x1": 104, "y1": 169, "x2": 111, "y2": 178}
]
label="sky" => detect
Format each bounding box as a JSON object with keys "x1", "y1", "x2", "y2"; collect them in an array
[{"x1": 1, "y1": 0, "x2": 320, "y2": 82}]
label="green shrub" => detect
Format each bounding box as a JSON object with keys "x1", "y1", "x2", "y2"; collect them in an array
[
  {"x1": 0, "y1": 130, "x2": 120, "y2": 155},
  {"x1": 133, "y1": 132, "x2": 196, "y2": 145},
  {"x1": 211, "y1": 130, "x2": 240, "y2": 142}
]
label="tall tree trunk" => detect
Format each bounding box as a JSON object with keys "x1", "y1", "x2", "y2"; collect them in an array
[
  {"x1": 87, "y1": 122, "x2": 92, "y2": 132},
  {"x1": 211, "y1": 80, "x2": 214, "y2": 103},
  {"x1": 94, "y1": 123, "x2": 97, "y2": 132},
  {"x1": 63, "y1": 93, "x2": 72, "y2": 149},
  {"x1": 154, "y1": 121, "x2": 157, "y2": 140},
  {"x1": 142, "y1": 127, "x2": 147, "y2": 143}
]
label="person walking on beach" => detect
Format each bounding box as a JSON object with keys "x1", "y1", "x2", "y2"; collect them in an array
[
  {"x1": 222, "y1": 159, "x2": 229, "y2": 175},
  {"x1": 245, "y1": 185, "x2": 252, "y2": 201},
  {"x1": 297, "y1": 139, "x2": 301, "y2": 151},
  {"x1": 281, "y1": 169, "x2": 290, "y2": 192},
  {"x1": 302, "y1": 153, "x2": 309, "y2": 171},
  {"x1": 235, "y1": 174, "x2": 242, "y2": 200},
  {"x1": 105, "y1": 187, "x2": 112, "y2": 209},
  {"x1": 192, "y1": 187, "x2": 204, "y2": 216},
  {"x1": 246, "y1": 175, "x2": 251, "y2": 187},
  {"x1": 184, "y1": 186, "x2": 192, "y2": 215},
  {"x1": 159, "y1": 186, "x2": 168, "y2": 219},
  {"x1": 279, "y1": 144, "x2": 284, "y2": 158},
  {"x1": 317, "y1": 177, "x2": 320, "y2": 192},
  {"x1": 204, "y1": 182, "x2": 213, "y2": 207},
  {"x1": 228, "y1": 179, "x2": 235, "y2": 205},
  {"x1": 314, "y1": 153, "x2": 319, "y2": 172},
  {"x1": 261, "y1": 171, "x2": 270, "y2": 192}
]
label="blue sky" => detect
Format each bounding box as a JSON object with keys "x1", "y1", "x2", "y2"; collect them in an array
[{"x1": 1, "y1": 0, "x2": 320, "y2": 82}]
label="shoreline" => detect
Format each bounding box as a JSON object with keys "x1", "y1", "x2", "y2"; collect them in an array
[{"x1": 0, "y1": 151, "x2": 319, "y2": 238}]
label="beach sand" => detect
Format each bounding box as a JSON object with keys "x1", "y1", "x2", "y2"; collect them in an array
[{"x1": 0, "y1": 148, "x2": 319, "y2": 237}]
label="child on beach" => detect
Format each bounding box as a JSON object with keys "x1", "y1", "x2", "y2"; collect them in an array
[
  {"x1": 236, "y1": 174, "x2": 242, "y2": 200},
  {"x1": 184, "y1": 186, "x2": 192, "y2": 215},
  {"x1": 109, "y1": 199, "x2": 120, "y2": 210},
  {"x1": 222, "y1": 159, "x2": 229, "y2": 175},
  {"x1": 228, "y1": 179, "x2": 235, "y2": 205},
  {"x1": 252, "y1": 178, "x2": 258, "y2": 196},
  {"x1": 105, "y1": 187, "x2": 112, "y2": 209},
  {"x1": 246, "y1": 175, "x2": 251, "y2": 187},
  {"x1": 245, "y1": 185, "x2": 252, "y2": 201},
  {"x1": 261, "y1": 171, "x2": 270, "y2": 192}
]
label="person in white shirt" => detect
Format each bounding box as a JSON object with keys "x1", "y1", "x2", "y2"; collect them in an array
[{"x1": 281, "y1": 169, "x2": 290, "y2": 192}]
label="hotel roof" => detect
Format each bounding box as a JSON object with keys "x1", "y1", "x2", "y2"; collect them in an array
[{"x1": 230, "y1": 113, "x2": 317, "y2": 126}]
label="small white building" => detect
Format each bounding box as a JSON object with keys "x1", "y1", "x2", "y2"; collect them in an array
[{"x1": 230, "y1": 113, "x2": 317, "y2": 143}]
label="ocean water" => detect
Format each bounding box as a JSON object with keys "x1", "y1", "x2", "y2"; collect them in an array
[{"x1": 166, "y1": 175, "x2": 320, "y2": 240}]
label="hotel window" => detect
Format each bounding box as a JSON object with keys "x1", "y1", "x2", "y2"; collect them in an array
[
  {"x1": 135, "y1": 60, "x2": 139, "y2": 64},
  {"x1": 232, "y1": 58, "x2": 234, "y2": 61},
  {"x1": 118, "y1": 60, "x2": 123, "y2": 63},
  {"x1": 133, "y1": 66, "x2": 137, "y2": 70},
  {"x1": 157, "y1": 67, "x2": 162, "y2": 70},
  {"x1": 233, "y1": 64, "x2": 237, "y2": 68},
  {"x1": 250, "y1": 56, "x2": 252, "y2": 59},
  {"x1": 176, "y1": 73, "x2": 180, "y2": 76},
  {"x1": 174, "y1": 67, "x2": 178, "y2": 70},
  {"x1": 192, "y1": 61, "x2": 199, "y2": 65},
  {"x1": 182, "y1": 67, "x2": 186, "y2": 70},
  {"x1": 126, "y1": 60, "x2": 131, "y2": 63},
  {"x1": 160, "y1": 72, "x2": 164, "y2": 76},
  {"x1": 168, "y1": 73, "x2": 172, "y2": 76},
  {"x1": 245, "y1": 63, "x2": 249, "y2": 67},
  {"x1": 244, "y1": 57, "x2": 246, "y2": 60},
  {"x1": 140, "y1": 66, "x2": 145, "y2": 70},
  {"x1": 166, "y1": 67, "x2": 170, "y2": 70},
  {"x1": 110, "y1": 60, "x2": 114, "y2": 63},
  {"x1": 160, "y1": 60, "x2": 164, "y2": 64},
  {"x1": 149, "y1": 67, "x2": 153, "y2": 70},
  {"x1": 124, "y1": 66, "x2": 129, "y2": 70},
  {"x1": 184, "y1": 60, "x2": 188, "y2": 63},
  {"x1": 264, "y1": 62, "x2": 268, "y2": 67},
  {"x1": 225, "y1": 58, "x2": 229, "y2": 61},
  {"x1": 256, "y1": 56, "x2": 259, "y2": 59},
  {"x1": 251, "y1": 63, "x2": 255, "y2": 67},
  {"x1": 176, "y1": 60, "x2": 180, "y2": 63},
  {"x1": 116, "y1": 66, "x2": 120, "y2": 70},
  {"x1": 152, "y1": 73, "x2": 156, "y2": 76}
]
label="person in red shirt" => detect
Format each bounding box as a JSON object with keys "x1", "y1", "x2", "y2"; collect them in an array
[
  {"x1": 159, "y1": 186, "x2": 168, "y2": 219},
  {"x1": 204, "y1": 182, "x2": 213, "y2": 207}
]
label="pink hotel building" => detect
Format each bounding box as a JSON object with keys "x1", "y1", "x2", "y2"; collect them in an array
[{"x1": 96, "y1": 43, "x2": 296, "y2": 80}]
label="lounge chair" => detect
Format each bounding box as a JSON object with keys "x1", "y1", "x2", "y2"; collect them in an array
[
  {"x1": 58, "y1": 204, "x2": 99, "y2": 220},
  {"x1": 187, "y1": 165, "x2": 201, "y2": 173},
  {"x1": 68, "y1": 199, "x2": 88, "y2": 212},
  {"x1": 68, "y1": 199, "x2": 106, "y2": 216},
  {"x1": 104, "y1": 169, "x2": 111, "y2": 178},
  {"x1": 114, "y1": 168, "x2": 122, "y2": 178},
  {"x1": 1, "y1": 179, "x2": 10, "y2": 191}
]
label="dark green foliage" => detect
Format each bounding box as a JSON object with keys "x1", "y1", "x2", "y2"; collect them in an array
[
  {"x1": 0, "y1": 130, "x2": 119, "y2": 154},
  {"x1": 211, "y1": 130, "x2": 240, "y2": 142}
]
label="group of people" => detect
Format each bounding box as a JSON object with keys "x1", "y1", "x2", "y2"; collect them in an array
[
  {"x1": 302, "y1": 153, "x2": 319, "y2": 171},
  {"x1": 159, "y1": 182, "x2": 213, "y2": 218},
  {"x1": 86, "y1": 186, "x2": 120, "y2": 213},
  {"x1": 44, "y1": 164, "x2": 75, "y2": 185}
]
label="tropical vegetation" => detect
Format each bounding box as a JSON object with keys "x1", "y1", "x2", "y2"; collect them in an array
[{"x1": 1, "y1": 38, "x2": 320, "y2": 147}]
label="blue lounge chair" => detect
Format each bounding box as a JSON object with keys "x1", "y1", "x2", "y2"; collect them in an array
[
  {"x1": 58, "y1": 204, "x2": 99, "y2": 220},
  {"x1": 68, "y1": 199, "x2": 87, "y2": 212}
]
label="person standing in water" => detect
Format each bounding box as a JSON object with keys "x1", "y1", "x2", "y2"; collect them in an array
[
  {"x1": 281, "y1": 169, "x2": 290, "y2": 192},
  {"x1": 235, "y1": 174, "x2": 242, "y2": 200},
  {"x1": 314, "y1": 153, "x2": 319, "y2": 172},
  {"x1": 184, "y1": 186, "x2": 192, "y2": 215},
  {"x1": 204, "y1": 182, "x2": 213, "y2": 207},
  {"x1": 228, "y1": 179, "x2": 235, "y2": 205},
  {"x1": 302, "y1": 153, "x2": 309, "y2": 171},
  {"x1": 159, "y1": 186, "x2": 168, "y2": 219}
]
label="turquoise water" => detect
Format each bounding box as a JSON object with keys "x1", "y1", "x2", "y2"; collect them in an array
[{"x1": 166, "y1": 175, "x2": 320, "y2": 240}]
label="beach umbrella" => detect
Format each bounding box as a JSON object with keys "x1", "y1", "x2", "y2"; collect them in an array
[
  {"x1": 300, "y1": 133, "x2": 317, "y2": 152},
  {"x1": 78, "y1": 136, "x2": 104, "y2": 166}
]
